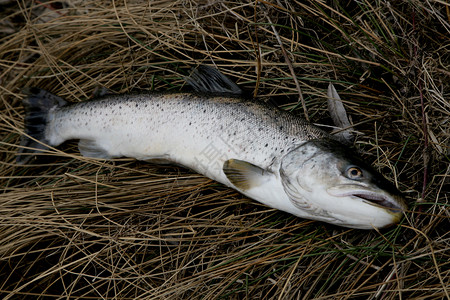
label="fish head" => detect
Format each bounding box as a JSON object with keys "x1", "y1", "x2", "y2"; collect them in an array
[{"x1": 280, "y1": 139, "x2": 407, "y2": 229}]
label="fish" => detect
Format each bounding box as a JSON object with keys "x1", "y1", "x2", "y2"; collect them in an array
[{"x1": 17, "y1": 66, "x2": 407, "y2": 229}]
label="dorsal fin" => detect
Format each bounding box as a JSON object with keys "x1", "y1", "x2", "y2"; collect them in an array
[{"x1": 185, "y1": 65, "x2": 242, "y2": 95}]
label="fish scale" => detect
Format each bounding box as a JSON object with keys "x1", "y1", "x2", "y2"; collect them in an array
[{"x1": 49, "y1": 92, "x2": 328, "y2": 183}]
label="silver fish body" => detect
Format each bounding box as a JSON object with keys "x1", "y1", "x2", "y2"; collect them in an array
[
  {"x1": 47, "y1": 93, "x2": 326, "y2": 179},
  {"x1": 18, "y1": 67, "x2": 406, "y2": 229}
]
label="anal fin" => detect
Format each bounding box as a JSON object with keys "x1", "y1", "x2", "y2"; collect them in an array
[{"x1": 78, "y1": 139, "x2": 111, "y2": 159}]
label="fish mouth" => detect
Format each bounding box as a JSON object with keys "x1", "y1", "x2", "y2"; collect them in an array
[
  {"x1": 327, "y1": 187, "x2": 405, "y2": 214},
  {"x1": 351, "y1": 192, "x2": 404, "y2": 213}
]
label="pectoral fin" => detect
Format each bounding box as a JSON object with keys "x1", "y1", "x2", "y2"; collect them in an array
[{"x1": 223, "y1": 159, "x2": 272, "y2": 191}]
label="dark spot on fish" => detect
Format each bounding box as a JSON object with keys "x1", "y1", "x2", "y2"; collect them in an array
[
  {"x1": 189, "y1": 122, "x2": 192, "y2": 125},
  {"x1": 265, "y1": 143, "x2": 268, "y2": 147},
  {"x1": 279, "y1": 125, "x2": 283, "y2": 130}
]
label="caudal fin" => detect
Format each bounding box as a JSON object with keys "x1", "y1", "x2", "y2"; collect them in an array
[{"x1": 17, "y1": 87, "x2": 67, "y2": 164}]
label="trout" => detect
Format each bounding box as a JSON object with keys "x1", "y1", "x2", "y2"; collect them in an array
[{"x1": 17, "y1": 66, "x2": 406, "y2": 229}]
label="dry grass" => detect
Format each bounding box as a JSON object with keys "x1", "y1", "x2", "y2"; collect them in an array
[{"x1": 0, "y1": 0, "x2": 449, "y2": 299}]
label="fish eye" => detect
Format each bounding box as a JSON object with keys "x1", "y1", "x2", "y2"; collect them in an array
[{"x1": 346, "y1": 166, "x2": 363, "y2": 179}]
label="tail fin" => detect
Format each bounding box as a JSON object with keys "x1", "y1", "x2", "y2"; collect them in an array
[{"x1": 17, "y1": 87, "x2": 67, "y2": 164}]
